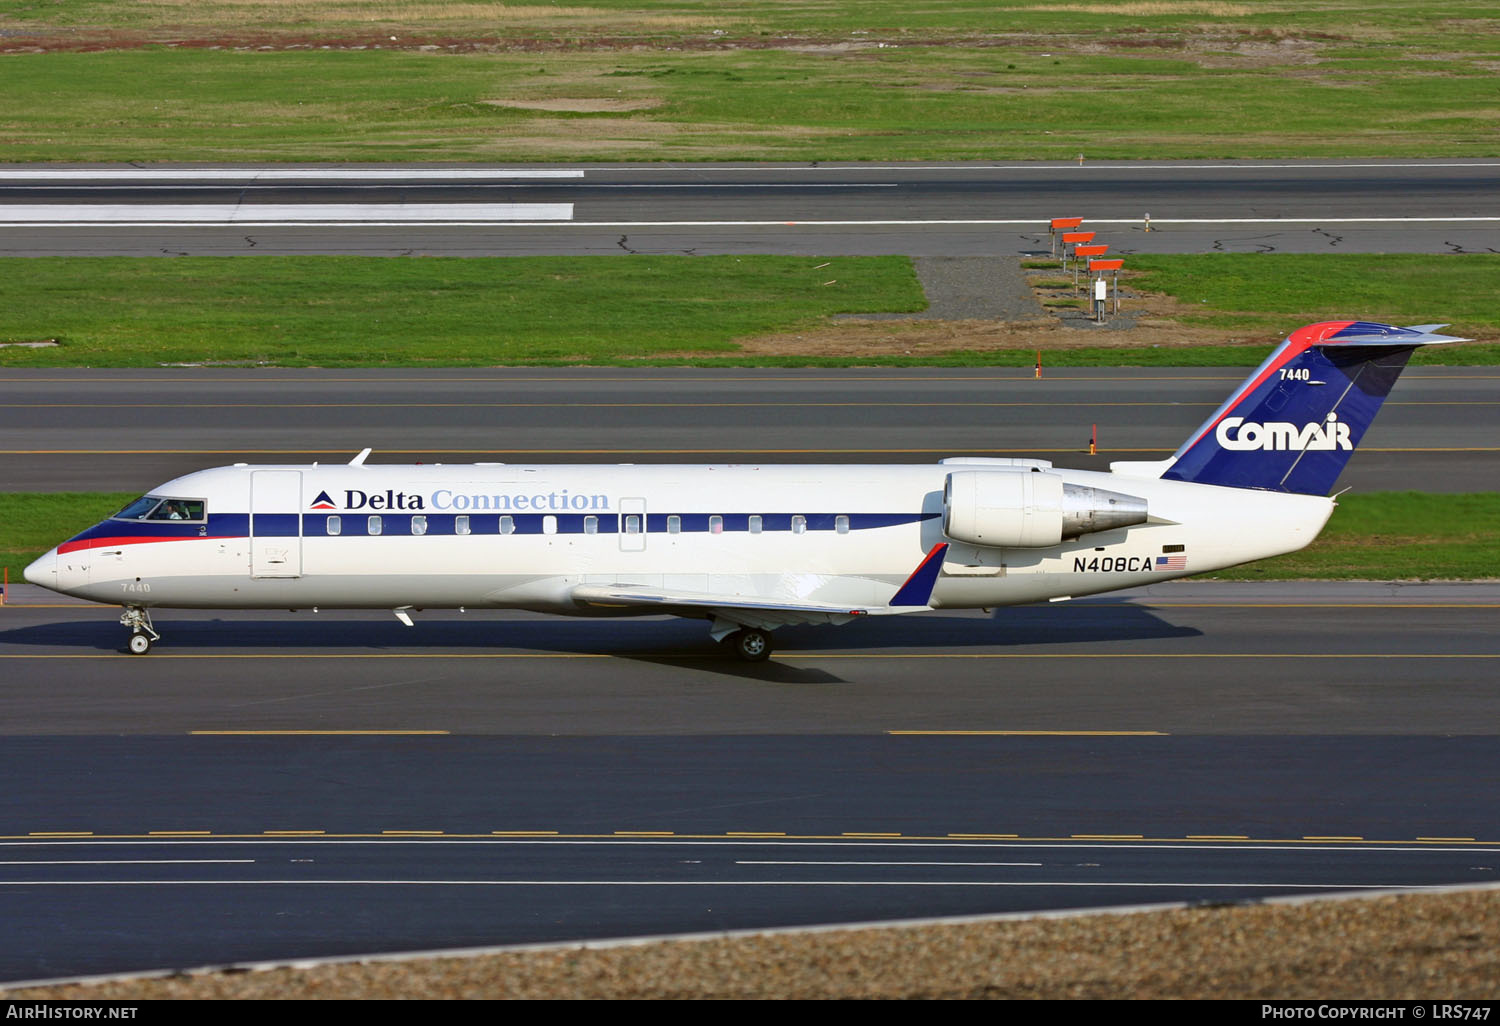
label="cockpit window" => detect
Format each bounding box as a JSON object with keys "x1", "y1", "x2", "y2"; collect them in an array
[
  {"x1": 151, "y1": 499, "x2": 205, "y2": 521},
  {"x1": 112, "y1": 496, "x2": 206, "y2": 522},
  {"x1": 113, "y1": 496, "x2": 163, "y2": 520}
]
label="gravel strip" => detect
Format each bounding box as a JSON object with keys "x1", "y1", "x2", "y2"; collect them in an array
[
  {"x1": 840, "y1": 256, "x2": 1045, "y2": 322},
  {"x1": 9, "y1": 887, "x2": 1499, "y2": 1000}
]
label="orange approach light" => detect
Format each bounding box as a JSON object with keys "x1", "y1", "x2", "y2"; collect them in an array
[{"x1": 1089, "y1": 259, "x2": 1125, "y2": 271}]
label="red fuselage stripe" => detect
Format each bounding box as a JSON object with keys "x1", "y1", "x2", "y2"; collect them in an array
[{"x1": 57, "y1": 535, "x2": 236, "y2": 555}]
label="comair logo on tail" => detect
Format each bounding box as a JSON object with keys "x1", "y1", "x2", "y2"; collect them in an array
[
  {"x1": 1161, "y1": 321, "x2": 1469, "y2": 495},
  {"x1": 1214, "y1": 412, "x2": 1352, "y2": 452}
]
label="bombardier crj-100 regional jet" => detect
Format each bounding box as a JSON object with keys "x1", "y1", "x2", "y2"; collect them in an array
[{"x1": 25, "y1": 321, "x2": 1467, "y2": 661}]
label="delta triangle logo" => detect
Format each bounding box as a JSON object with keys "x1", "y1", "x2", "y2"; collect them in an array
[{"x1": 309, "y1": 490, "x2": 337, "y2": 510}]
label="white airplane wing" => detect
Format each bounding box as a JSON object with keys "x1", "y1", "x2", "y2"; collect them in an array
[
  {"x1": 570, "y1": 543, "x2": 951, "y2": 631},
  {"x1": 570, "y1": 584, "x2": 875, "y2": 629}
]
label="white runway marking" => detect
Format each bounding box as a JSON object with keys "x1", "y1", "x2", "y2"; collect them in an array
[
  {"x1": 1, "y1": 183, "x2": 897, "y2": 192},
  {"x1": 0, "y1": 169, "x2": 585, "y2": 182},
  {"x1": 0, "y1": 203, "x2": 574, "y2": 224},
  {"x1": 0, "y1": 859, "x2": 254, "y2": 865}
]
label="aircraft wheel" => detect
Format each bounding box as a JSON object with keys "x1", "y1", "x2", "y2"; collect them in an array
[
  {"x1": 127, "y1": 632, "x2": 152, "y2": 656},
  {"x1": 728, "y1": 628, "x2": 773, "y2": 663}
]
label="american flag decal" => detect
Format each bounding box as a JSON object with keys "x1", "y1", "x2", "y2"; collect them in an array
[{"x1": 1156, "y1": 554, "x2": 1187, "y2": 571}]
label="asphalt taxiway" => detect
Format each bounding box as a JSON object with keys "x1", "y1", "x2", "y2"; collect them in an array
[
  {"x1": 3, "y1": 581, "x2": 1497, "y2": 735},
  {"x1": 1, "y1": 366, "x2": 1494, "y2": 493}
]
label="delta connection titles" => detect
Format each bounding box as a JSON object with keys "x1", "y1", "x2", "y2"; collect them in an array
[{"x1": 331, "y1": 488, "x2": 611, "y2": 513}]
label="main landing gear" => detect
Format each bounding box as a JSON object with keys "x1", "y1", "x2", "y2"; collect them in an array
[
  {"x1": 121, "y1": 606, "x2": 160, "y2": 655},
  {"x1": 721, "y1": 627, "x2": 774, "y2": 663}
]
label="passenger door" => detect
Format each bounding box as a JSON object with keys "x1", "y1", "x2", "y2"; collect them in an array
[{"x1": 250, "y1": 471, "x2": 303, "y2": 578}]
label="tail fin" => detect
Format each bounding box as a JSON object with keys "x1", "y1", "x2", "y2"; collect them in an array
[{"x1": 1160, "y1": 321, "x2": 1468, "y2": 495}]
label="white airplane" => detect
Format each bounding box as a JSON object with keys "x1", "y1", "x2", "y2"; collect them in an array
[{"x1": 24, "y1": 320, "x2": 1466, "y2": 661}]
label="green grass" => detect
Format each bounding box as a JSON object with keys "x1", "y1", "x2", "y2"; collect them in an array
[
  {"x1": 0, "y1": 2, "x2": 1496, "y2": 160},
  {"x1": 1128, "y1": 254, "x2": 1500, "y2": 348},
  {"x1": 0, "y1": 492, "x2": 135, "y2": 585},
  {"x1": 1208, "y1": 492, "x2": 1500, "y2": 581},
  {"x1": 3, "y1": 491, "x2": 1495, "y2": 587},
  {"x1": 0, "y1": 255, "x2": 925, "y2": 367},
  {"x1": 1, "y1": 253, "x2": 1497, "y2": 368}
]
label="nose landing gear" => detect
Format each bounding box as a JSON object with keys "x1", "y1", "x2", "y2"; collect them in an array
[{"x1": 120, "y1": 606, "x2": 160, "y2": 655}]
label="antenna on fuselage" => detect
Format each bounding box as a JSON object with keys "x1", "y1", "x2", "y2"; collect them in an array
[{"x1": 348, "y1": 447, "x2": 372, "y2": 466}]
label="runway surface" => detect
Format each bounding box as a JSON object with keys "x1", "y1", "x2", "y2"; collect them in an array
[
  {"x1": 1, "y1": 160, "x2": 1496, "y2": 255},
  {"x1": 2, "y1": 835, "x2": 1496, "y2": 985},
  {"x1": 3, "y1": 834, "x2": 1495, "y2": 985},
  {"x1": 2, "y1": 366, "x2": 1494, "y2": 493},
  {"x1": 2, "y1": 580, "x2": 1498, "y2": 982}
]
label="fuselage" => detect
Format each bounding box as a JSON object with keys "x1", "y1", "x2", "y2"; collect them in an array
[{"x1": 25, "y1": 460, "x2": 1334, "y2": 614}]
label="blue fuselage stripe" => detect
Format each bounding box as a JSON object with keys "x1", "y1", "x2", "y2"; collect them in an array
[{"x1": 67, "y1": 511, "x2": 939, "y2": 544}]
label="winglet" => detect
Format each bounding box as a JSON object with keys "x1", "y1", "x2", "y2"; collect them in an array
[
  {"x1": 348, "y1": 447, "x2": 372, "y2": 466},
  {"x1": 889, "y1": 543, "x2": 949, "y2": 607}
]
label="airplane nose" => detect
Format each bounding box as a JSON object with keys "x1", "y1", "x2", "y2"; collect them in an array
[{"x1": 23, "y1": 549, "x2": 57, "y2": 589}]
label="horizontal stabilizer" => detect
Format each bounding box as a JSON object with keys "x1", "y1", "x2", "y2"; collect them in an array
[{"x1": 1304, "y1": 322, "x2": 1468, "y2": 346}]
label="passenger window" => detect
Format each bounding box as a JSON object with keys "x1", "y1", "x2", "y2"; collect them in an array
[
  {"x1": 499, "y1": 516, "x2": 513, "y2": 535},
  {"x1": 709, "y1": 515, "x2": 723, "y2": 535},
  {"x1": 456, "y1": 515, "x2": 471, "y2": 536},
  {"x1": 792, "y1": 515, "x2": 807, "y2": 535},
  {"x1": 327, "y1": 515, "x2": 341, "y2": 536},
  {"x1": 584, "y1": 515, "x2": 598, "y2": 535},
  {"x1": 836, "y1": 515, "x2": 849, "y2": 535},
  {"x1": 667, "y1": 515, "x2": 681, "y2": 535},
  {"x1": 543, "y1": 515, "x2": 557, "y2": 535},
  {"x1": 749, "y1": 515, "x2": 762, "y2": 535},
  {"x1": 368, "y1": 515, "x2": 382, "y2": 536},
  {"x1": 412, "y1": 515, "x2": 427, "y2": 536},
  {"x1": 624, "y1": 514, "x2": 641, "y2": 535}
]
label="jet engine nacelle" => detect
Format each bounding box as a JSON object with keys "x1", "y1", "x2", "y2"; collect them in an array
[{"x1": 943, "y1": 470, "x2": 1148, "y2": 548}]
